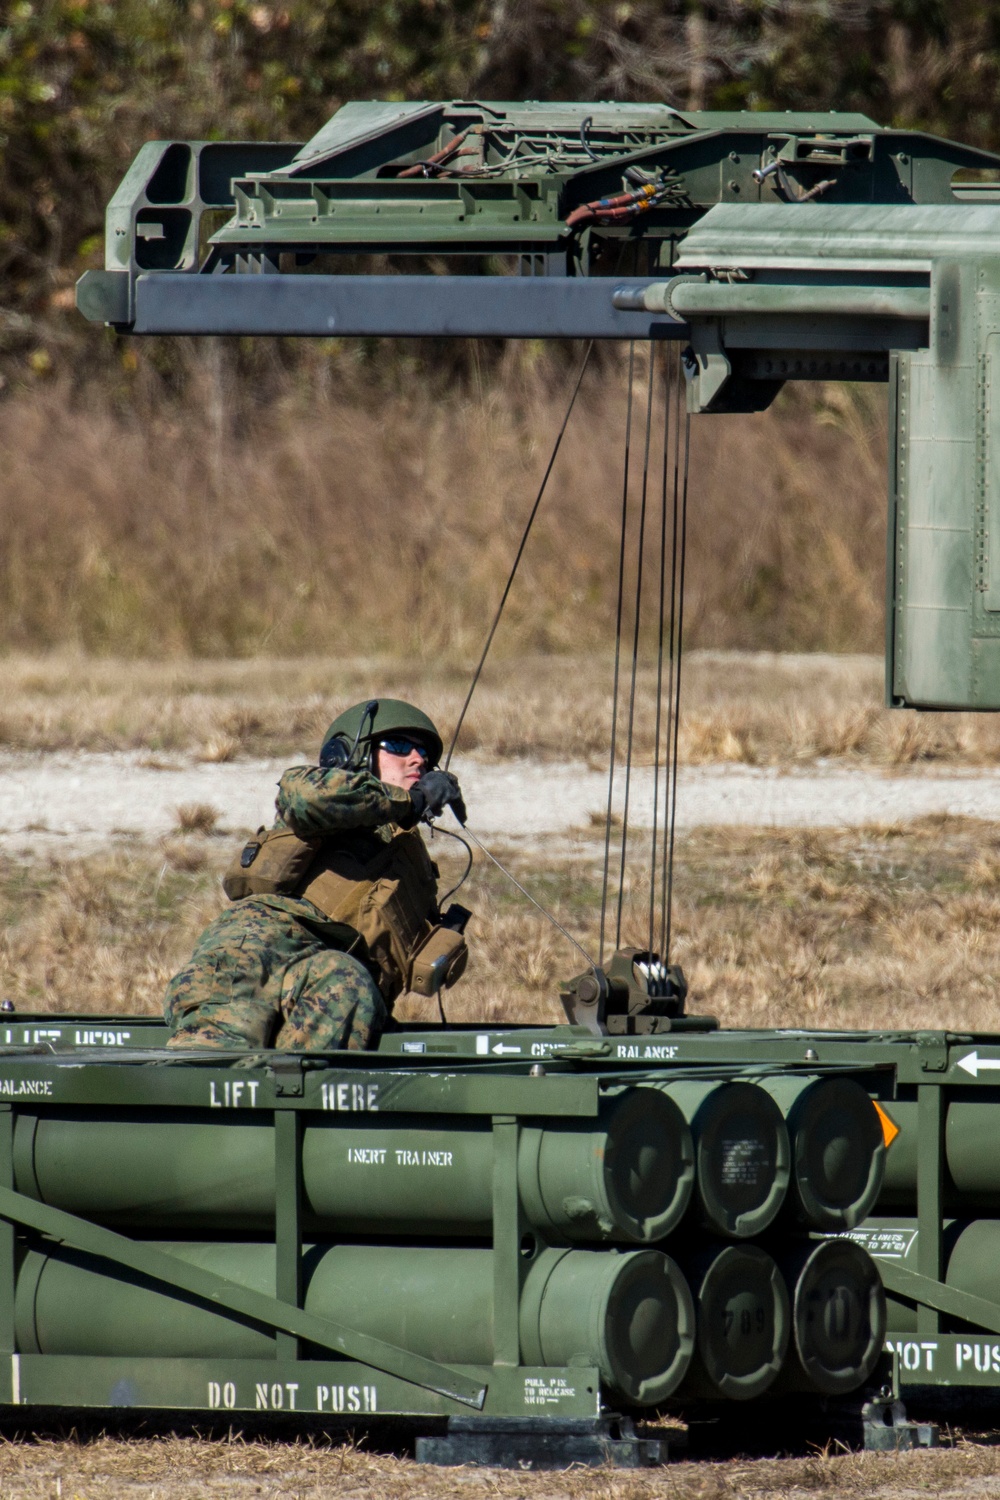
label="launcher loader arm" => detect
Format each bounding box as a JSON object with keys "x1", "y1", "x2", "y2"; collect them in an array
[{"x1": 75, "y1": 102, "x2": 1000, "y2": 714}]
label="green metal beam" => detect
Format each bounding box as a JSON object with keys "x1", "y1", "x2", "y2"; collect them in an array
[{"x1": 878, "y1": 1260, "x2": 1000, "y2": 1337}]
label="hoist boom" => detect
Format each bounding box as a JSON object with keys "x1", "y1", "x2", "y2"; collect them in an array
[{"x1": 77, "y1": 99, "x2": 1000, "y2": 711}]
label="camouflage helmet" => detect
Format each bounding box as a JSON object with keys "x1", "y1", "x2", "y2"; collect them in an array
[{"x1": 320, "y1": 698, "x2": 444, "y2": 770}]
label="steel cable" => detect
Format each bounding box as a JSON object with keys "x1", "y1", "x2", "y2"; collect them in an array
[
  {"x1": 614, "y1": 342, "x2": 656, "y2": 951},
  {"x1": 598, "y1": 341, "x2": 636, "y2": 966},
  {"x1": 444, "y1": 340, "x2": 594, "y2": 771},
  {"x1": 664, "y1": 407, "x2": 692, "y2": 962},
  {"x1": 659, "y1": 355, "x2": 684, "y2": 954},
  {"x1": 648, "y1": 345, "x2": 673, "y2": 952},
  {"x1": 461, "y1": 823, "x2": 597, "y2": 971}
]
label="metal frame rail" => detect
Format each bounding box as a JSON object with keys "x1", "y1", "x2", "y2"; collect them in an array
[{"x1": 0, "y1": 1046, "x2": 611, "y2": 1418}]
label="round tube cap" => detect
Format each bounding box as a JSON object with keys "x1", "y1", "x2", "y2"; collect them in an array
[
  {"x1": 788, "y1": 1239, "x2": 886, "y2": 1395},
  {"x1": 665, "y1": 1080, "x2": 791, "y2": 1238},
  {"x1": 787, "y1": 1078, "x2": 885, "y2": 1231},
  {"x1": 683, "y1": 1244, "x2": 790, "y2": 1401}
]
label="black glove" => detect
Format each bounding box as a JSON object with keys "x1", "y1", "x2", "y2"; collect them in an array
[{"x1": 409, "y1": 770, "x2": 467, "y2": 825}]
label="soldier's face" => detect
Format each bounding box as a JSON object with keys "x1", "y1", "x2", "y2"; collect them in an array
[{"x1": 376, "y1": 744, "x2": 427, "y2": 791}]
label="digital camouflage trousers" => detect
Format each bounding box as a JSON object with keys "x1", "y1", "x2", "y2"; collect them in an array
[{"x1": 163, "y1": 899, "x2": 386, "y2": 1052}]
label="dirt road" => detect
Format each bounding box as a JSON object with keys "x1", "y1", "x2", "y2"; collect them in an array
[{"x1": 4, "y1": 750, "x2": 1000, "y2": 853}]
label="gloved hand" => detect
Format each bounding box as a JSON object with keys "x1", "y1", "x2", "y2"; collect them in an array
[{"x1": 409, "y1": 769, "x2": 467, "y2": 825}]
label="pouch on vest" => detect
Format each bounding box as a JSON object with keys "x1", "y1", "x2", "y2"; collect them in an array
[
  {"x1": 301, "y1": 830, "x2": 440, "y2": 1002},
  {"x1": 408, "y1": 924, "x2": 469, "y2": 996},
  {"x1": 222, "y1": 826, "x2": 319, "y2": 901}
]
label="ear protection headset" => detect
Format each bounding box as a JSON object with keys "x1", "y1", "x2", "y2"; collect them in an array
[{"x1": 319, "y1": 700, "x2": 379, "y2": 771}]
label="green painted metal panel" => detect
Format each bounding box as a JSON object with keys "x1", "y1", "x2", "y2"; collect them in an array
[
  {"x1": 0, "y1": 1058, "x2": 600, "y2": 1117},
  {"x1": 675, "y1": 203, "x2": 1000, "y2": 272},
  {"x1": 8, "y1": 1355, "x2": 600, "y2": 1418}
]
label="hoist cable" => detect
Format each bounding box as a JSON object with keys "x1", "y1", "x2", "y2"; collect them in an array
[
  {"x1": 461, "y1": 823, "x2": 597, "y2": 972},
  {"x1": 664, "y1": 408, "x2": 692, "y2": 963},
  {"x1": 614, "y1": 342, "x2": 656, "y2": 951},
  {"x1": 429, "y1": 819, "x2": 473, "y2": 1025},
  {"x1": 659, "y1": 357, "x2": 684, "y2": 954},
  {"x1": 598, "y1": 342, "x2": 636, "y2": 966},
  {"x1": 444, "y1": 339, "x2": 595, "y2": 771},
  {"x1": 648, "y1": 346, "x2": 672, "y2": 953}
]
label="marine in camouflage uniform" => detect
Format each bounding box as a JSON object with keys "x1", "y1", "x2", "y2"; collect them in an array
[{"x1": 164, "y1": 701, "x2": 466, "y2": 1053}]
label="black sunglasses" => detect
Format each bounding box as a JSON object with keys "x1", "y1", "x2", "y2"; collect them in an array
[{"x1": 378, "y1": 736, "x2": 431, "y2": 760}]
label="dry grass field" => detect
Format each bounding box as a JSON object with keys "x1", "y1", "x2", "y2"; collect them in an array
[
  {"x1": 2, "y1": 654, "x2": 1000, "y2": 1030},
  {"x1": 4, "y1": 807, "x2": 1000, "y2": 1034},
  {"x1": 0, "y1": 365, "x2": 886, "y2": 662},
  {"x1": 1, "y1": 1424, "x2": 1000, "y2": 1499},
  {"x1": 6, "y1": 649, "x2": 1000, "y2": 766}
]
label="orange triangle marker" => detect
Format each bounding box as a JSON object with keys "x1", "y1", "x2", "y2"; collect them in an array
[{"x1": 873, "y1": 1101, "x2": 900, "y2": 1149}]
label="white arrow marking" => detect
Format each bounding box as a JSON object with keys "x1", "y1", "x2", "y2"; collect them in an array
[
  {"x1": 956, "y1": 1050, "x2": 1000, "y2": 1078},
  {"x1": 492, "y1": 1043, "x2": 522, "y2": 1056}
]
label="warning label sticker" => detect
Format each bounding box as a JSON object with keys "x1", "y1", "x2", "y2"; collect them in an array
[
  {"x1": 845, "y1": 1225, "x2": 917, "y2": 1259},
  {"x1": 720, "y1": 1138, "x2": 767, "y2": 1187}
]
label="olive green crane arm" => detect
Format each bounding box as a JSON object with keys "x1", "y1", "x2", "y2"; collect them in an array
[
  {"x1": 0, "y1": 1185, "x2": 487, "y2": 1409},
  {"x1": 74, "y1": 101, "x2": 1000, "y2": 713}
]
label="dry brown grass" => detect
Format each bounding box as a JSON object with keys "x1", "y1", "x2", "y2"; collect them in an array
[
  {"x1": 0, "y1": 365, "x2": 886, "y2": 661},
  {"x1": 0, "y1": 1424, "x2": 996, "y2": 1498},
  {"x1": 6, "y1": 649, "x2": 1000, "y2": 766},
  {"x1": 172, "y1": 802, "x2": 220, "y2": 835},
  {"x1": 4, "y1": 812, "x2": 1000, "y2": 1036}
]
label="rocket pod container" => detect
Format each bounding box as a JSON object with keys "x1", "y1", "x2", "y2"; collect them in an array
[
  {"x1": 14, "y1": 1241, "x2": 696, "y2": 1407},
  {"x1": 879, "y1": 1101, "x2": 1000, "y2": 1212},
  {"x1": 11, "y1": 1086, "x2": 693, "y2": 1244}
]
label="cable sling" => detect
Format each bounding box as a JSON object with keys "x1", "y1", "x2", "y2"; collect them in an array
[
  {"x1": 659, "y1": 354, "x2": 685, "y2": 954},
  {"x1": 648, "y1": 344, "x2": 674, "y2": 952}
]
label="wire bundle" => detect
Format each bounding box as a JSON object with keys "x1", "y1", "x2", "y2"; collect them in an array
[{"x1": 565, "y1": 175, "x2": 685, "y2": 229}]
